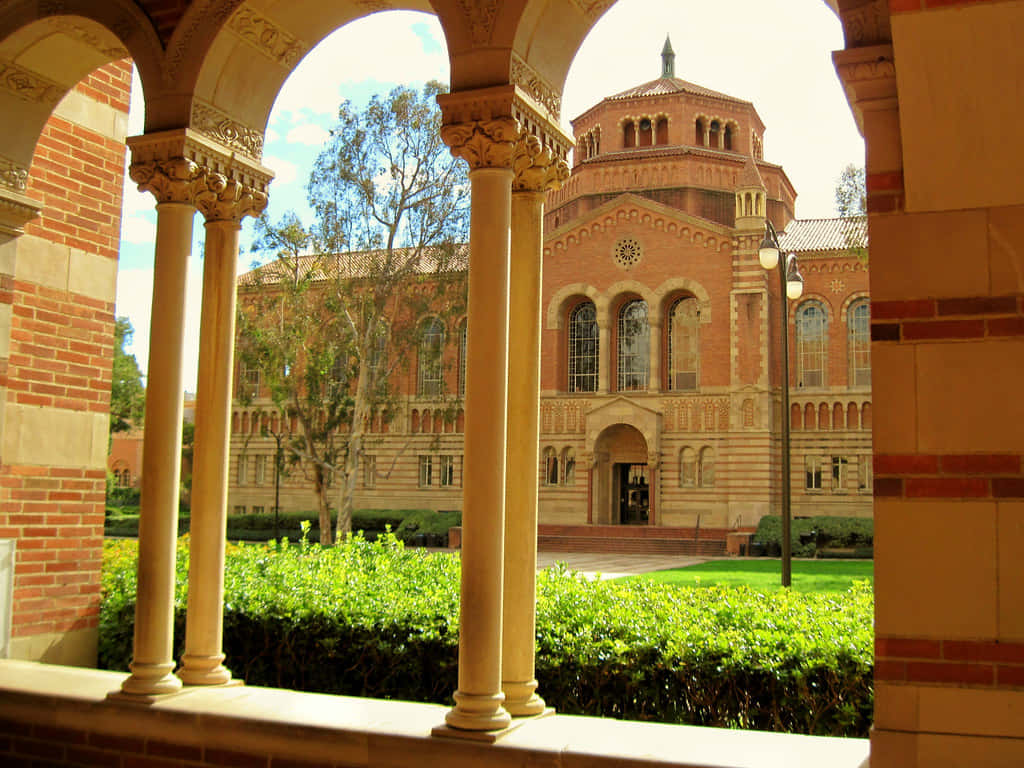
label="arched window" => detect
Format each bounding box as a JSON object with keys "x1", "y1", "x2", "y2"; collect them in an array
[
  {"x1": 457, "y1": 318, "x2": 468, "y2": 396},
  {"x1": 623, "y1": 120, "x2": 635, "y2": 148},
  {"x1": 668, "y1": 296, "x2": 699, "y2": 390},
  {"x1": 849, "y1": 300, "x2": 870, "y2": 387},
  {"x1": 543, "y1": 447, "x2": 559, "y2": 485},
  {"x1": 638, "y1": 117, "x2": 652, "y2": 146},
  {"x1": 724, "y1": 124, "x2": 734, "y2": 151},
  {"x1": 568, "y1": 301, "x2": 599, "y2": 393},
  {"x1": 680, "y1": 447, "x2": 696, "y2": 487},
  {"x1": 695, "y1": 118, "x2": 705, "y2": 146},
  {"x1": 796, "y1": 302, "x2": 828, "y2": 388},
  {"x1": 656, "y1": 117, "x2": 669, "y2": 145},
  {"x1": 417, "y1": 317, "x2": 444, "y2": 396},
  {"x1": 709, "y1": 120, "x2": 721, "y2": 148},
  {"x1": 617, "y1": 299, "x2": 649, "y2": 391},
  {"x1": 562, "y1": 448, "x2": 576, "y2": 486},
  {"x1": 698, "y1": 447, "x2": 715, "y2": 487}
]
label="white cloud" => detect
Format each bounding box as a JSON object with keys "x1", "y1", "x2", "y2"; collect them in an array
[
  {"x1": 285, "y1": 123, "x2": 329, "y2": 147},
  {"x1": 269, "y1": 12, "x2": 448, "y2": 117},
  {"x1": 120, "y1": 214, "x2": 156, "y2": 245},
  {"x1": 265, "y1": 127, "x2": 280, "y2": 143},
  {"x1": 263, "y1": 155, "x2": 298, "y2": 185}
]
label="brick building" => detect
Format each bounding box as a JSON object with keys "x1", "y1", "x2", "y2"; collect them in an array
[{"x1": 228, "y1": 45, "x2": 871, "y2": 550}]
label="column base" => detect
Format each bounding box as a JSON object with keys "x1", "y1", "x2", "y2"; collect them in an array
[
  {"x1": 177, "y1": 654, "x2": 233, "y2": 686},
  {"x1": 444, "y1": 690, "x2": 512, "y2": 732},
  {"x1": 119, "y1": 661, "x2": 182, "y2": 696},
  {"x1": 502, "y1": 679, "x2": 546, "y2": 716},
  {"x1": 434, "y1": 707, "x2": 553, "y2": 743}
]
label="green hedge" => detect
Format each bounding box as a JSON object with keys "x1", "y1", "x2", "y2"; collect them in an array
[
  {"x1": 99, "y1": 535, "x2": 873, "y2": 737},
  {"x1": 104, "y1": 508, "x2": 460, "y2": 546},
  {"x1": 753, "y1": 515, "x2": 873, "y2": 558}
]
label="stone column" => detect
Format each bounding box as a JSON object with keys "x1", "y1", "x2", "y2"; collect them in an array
[
  {"x1": 439, "y1": 107, "x2": 518, "y2": 732},
  {"x1": 648, "y1": 319, "x2": 662, "y2": 392},
  {"x1": 597, "y1": 320, "x2": 611, "y2": 393},
  {"x1": 179, "y1": 171, "x2": 268, "y2": 685},
  {"x1": 502, "y1": 133, "x2": 568, "y2": 716},
  {"x1": 120, "y1": 152, "x2": 203, "y2": 696}
]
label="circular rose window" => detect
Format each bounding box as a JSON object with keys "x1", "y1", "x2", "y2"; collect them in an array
[{"x1": 613, "y1": 237, "x2": 642, "y2": 269}]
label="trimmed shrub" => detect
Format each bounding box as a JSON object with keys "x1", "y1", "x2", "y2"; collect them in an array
[
  {"x1": 99, "y1": 535, "x2": 873, "y2": 737},
  {"x1": 753, "y1": 515, "x2": 873, "y2": 558}
]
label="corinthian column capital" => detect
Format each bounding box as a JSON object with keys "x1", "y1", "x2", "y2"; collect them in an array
[
  {"x1": 129, "y1": 157, "x2": 205, "y2": 205},
  {"x1": 512, "y1": 132, "x2": 570, "y2": 194},
  {"x1": 441, "y1": 117, "x2": 520, "y2": 170},
  {"x1": 194, "y1": 172, "x2": 269, "y2": 224},
  {"x1": 127, "y1": 128, "x2": 274, "y2": 215}
]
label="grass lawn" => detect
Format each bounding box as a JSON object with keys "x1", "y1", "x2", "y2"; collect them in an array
[{"x1": 626, "y1": 558, "x2": 873, "y2": 593}]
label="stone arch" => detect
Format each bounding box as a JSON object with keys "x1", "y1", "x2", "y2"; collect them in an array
[
  {"x1": 545, "y1": 283, "x2": 602, "y2": 330},
  {"x1": 839, "y1": 290, "x2": 870, "y2": 322},
  {"x1": 791, "y1": 402, "x2": 802, "y2": 430},
  {"x1": 833, "y1": 402, "x2": 845, "y2": 430},
  {"x1": 0, "y1": 7, "x2": 162, "y2": 174},
  {"x1": 819, "y1": 402, "x2": 830, "y2": 430},
  {"x1": 652, "y1": 277, "x2": 713, "y2": 325},
  {"x1": 847, "y1": 401, "x2": 860, "y2": 430}
]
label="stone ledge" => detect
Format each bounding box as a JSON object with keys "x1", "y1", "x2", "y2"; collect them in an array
[{"x1": 0, "y1": 660, "x2": 870, "y2": 768}]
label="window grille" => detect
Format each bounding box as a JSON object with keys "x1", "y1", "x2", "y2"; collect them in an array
[
  {"x1": 680, "y1": 447, "x2": 696, "y2": 488},
  {"x1": 254, "y1": 456, "x2": 266, "y2": 485},
  {"x1": 617, "y1": 299, "x2": 649, "y2": 391},
  {"x1": 561, "y1": 448, "x2": 576, "y2": 486},
  {"x1": 668, "y1": 297, "x2": 699, "y2": 390},
  {"x1": 543, "y1": 447, "x2": 559, "y2": 485},
  {"x1": 568, "y1": 302, "x2": 598, "y2": 393},
  {"x1": 849, "y1": 301, "x2": 871, "y2": 387},
  {"x1": 698, "y1": 447, "x2": 715, "y2": 487},
  {"x1": 440, "y1": 455, "x2": 456, "y2": 487},
  {"x1": 237, "y1": 362, "x2": 261, "y2": 399},
  {"x1": 805, "y1": 456, "x2": 824, "y2": 490},
  {"x1": 237, "y1": 454, "x2": 247, "y2": 486},
  {"x1": 858, "y1": 454, "x2": 873, "y2": 492},
  {"x1": 832, "y1": 456, "x2": 849, "y2": 492},
  {"x1": 417, "y1": 318, "x2": 444, "y2": 396},
  {"x1": 418, "y1": 455, "x2": 433, "y2": 487},
  {"x1": 796, "y1": 302, "x2": 827, "y2": 388},
  {"x1": 363, "y1": 455, "x2": 376, "y2": 489}
]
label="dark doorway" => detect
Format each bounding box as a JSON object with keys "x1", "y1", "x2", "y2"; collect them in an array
[{"x1": 618, "y1": 463, "x2": 649, "y2": 524}]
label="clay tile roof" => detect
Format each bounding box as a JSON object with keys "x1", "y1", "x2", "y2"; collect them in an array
[
  {"x1": 738, "y1": 157, "x2": 765, "y2": 188},
  {"x1": 777, "y1": 216, "x2": 867, "y2": 253},
  {"x1": 607, "y1": 76, "x2": 747, "y2": 104},
  {"x1": 237, "y1": 245, "x2": 469, "y2": 286}
]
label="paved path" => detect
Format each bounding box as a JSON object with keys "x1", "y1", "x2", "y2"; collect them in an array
[{"x1": 536, "y1": 551, "x2": 708, "y2": 580}]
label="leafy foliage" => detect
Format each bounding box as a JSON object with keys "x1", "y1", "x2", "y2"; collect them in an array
[
  {"x1": 753, "y1": 515, "x2": 874, "y2": 558},
  {"x1": 237, "y1": 82, "x2": 469, "y2": 545},
  {"x1": 110, "y1": 316, "x2": 145, "y2": 433},
  {"x1": 834, "y1": 164, "x2": 866, "y2": 217},
  {"x1": 100, "y1": 536, "x2": 873, "y2": 737}
]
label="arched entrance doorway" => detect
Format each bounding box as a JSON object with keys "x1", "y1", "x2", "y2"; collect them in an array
[{"x1": 592, "y1": 423, "x2": 651, "y2": 525}]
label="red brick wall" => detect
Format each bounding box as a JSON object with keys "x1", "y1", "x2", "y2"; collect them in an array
[
  {"x1": 22, "y1": 60, "x2": 130, "y2": 262},
  {"x1": 2, "y1": 60, "x2": 130, "y2": 657}
]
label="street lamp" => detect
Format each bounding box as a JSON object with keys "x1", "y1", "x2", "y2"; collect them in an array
[{"x1": 759, "y1": 219, "x2": 804, "y2": 587}]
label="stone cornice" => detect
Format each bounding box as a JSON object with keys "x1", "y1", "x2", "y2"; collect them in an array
[
  {"x1": 0, "y1": 188, "x2": 42, "y2": 238},
  {"x1": 127, "y1": 129, "x2": 272, "y2": 221},
  {"x1": 0, "y1": 155, "x2": 29, "y2": 193},
  {"x1": 832, "y1": 44, "x2": 897, "y2": 132}
]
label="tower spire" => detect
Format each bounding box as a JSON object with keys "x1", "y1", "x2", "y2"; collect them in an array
[{"x1": 661, "y1": 35, "x2": 675, "y2": 78}]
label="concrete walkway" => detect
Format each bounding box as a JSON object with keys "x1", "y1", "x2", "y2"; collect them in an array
[{"x1": 536, "y1": 551, "x2": 708, "y2": 580}]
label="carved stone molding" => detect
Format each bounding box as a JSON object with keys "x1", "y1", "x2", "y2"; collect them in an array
[
  {"x1": 0, "y1": 156, "x2": 29, "y2": 193},
  {"x1": 46, "y1": 17, "x2": 129, "y2": 59},
  {"x1": 128, "y1": 129, "x2": 273, "y2": 221},
  {"x1": 839, "y1": 0, "x2": 891, "y2": 48},
  {"x1": 568, "y1": 0, "x2": 616, "y2": 21},
  {"x1": 0, "y1": 59, "x2": 63, "y2": 105},
  {"x1": 512, "y1": 132, "x2": 569, "y2": 194},
  {"x1": 227, "y1": 6, "x2": 308, "y2": 67},
  {"x1": 166, "y1": 0, "x2": 246, "y2": 82},
  {"x1": 0, "y1": 188, "x2": 42, "y2": 238},
  {"x1": 510, "y1": 55, "x2": 561, "y2": 121},
  {"x1": 456, "y1": 0, "x2": 499, "y2": 45},
  {"x1": 191, "y1": 100, "x2": 265, "y2": 161},
  {"x1": 354, "y1": 0, "x2": 394, "y2": 11}
]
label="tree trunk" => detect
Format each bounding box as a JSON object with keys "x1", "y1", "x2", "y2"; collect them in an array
[
  {"x1": 313, "y1": 465, "x2": 333, "y2": 545},
  {"x1": 336, "y1": 357, "x2": 372, "y2": 542}
]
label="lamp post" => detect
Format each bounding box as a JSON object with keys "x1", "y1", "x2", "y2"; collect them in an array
[{"x1": 758, "y1": 220, "x2": 804, "y2": 588}]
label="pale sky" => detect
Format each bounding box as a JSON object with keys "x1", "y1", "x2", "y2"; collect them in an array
[{"x1": 115, "y1": 0, "x2": 864, "y2": 390}]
